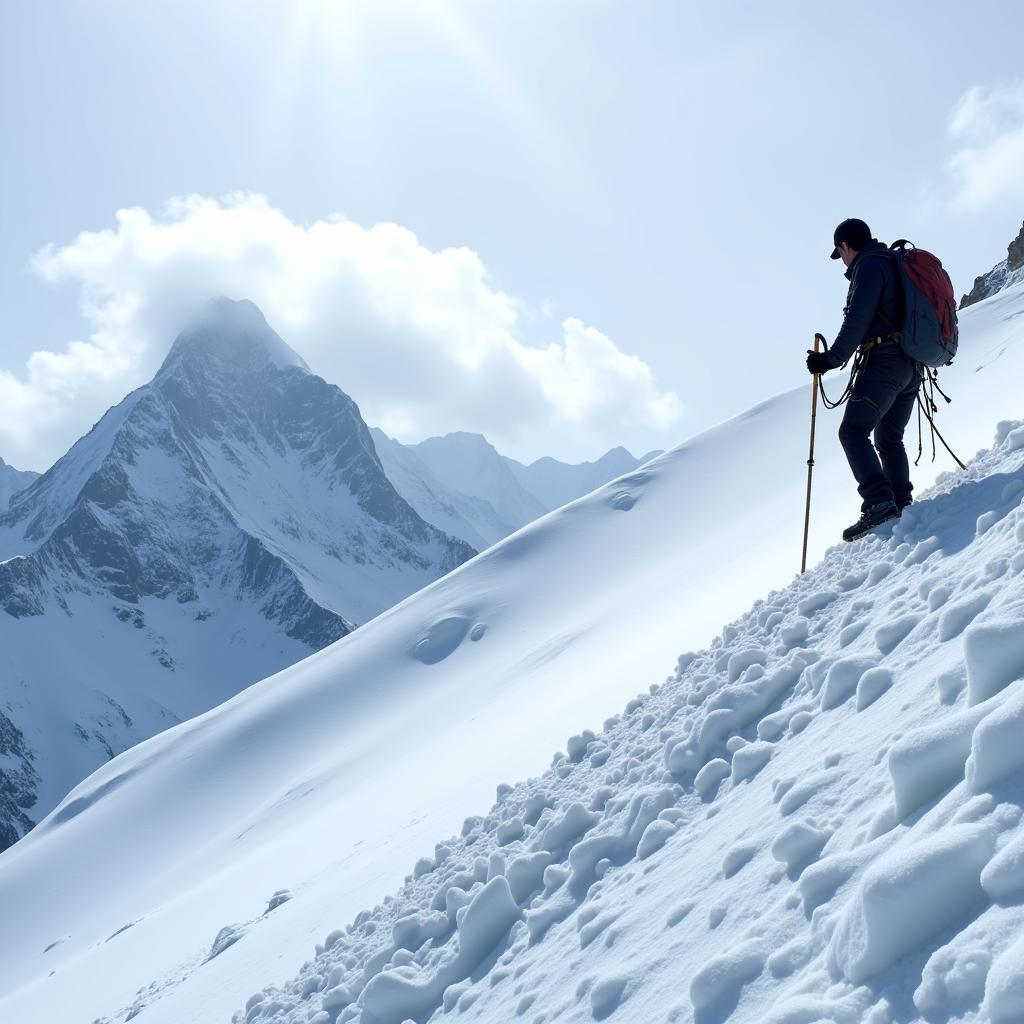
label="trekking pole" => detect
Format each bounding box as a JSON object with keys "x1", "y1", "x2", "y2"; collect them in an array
[{"x1": 801, "y1": 333, "x2": 827, "y2": 574}]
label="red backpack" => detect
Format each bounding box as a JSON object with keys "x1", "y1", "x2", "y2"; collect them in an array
[{"x1": 884, "y1": 240, "x2": 959, "y2": 367}]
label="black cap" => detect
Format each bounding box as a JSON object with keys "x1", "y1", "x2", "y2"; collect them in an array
[{"x1": 830, "y1": 218, "x2": 872, "y2": 259}]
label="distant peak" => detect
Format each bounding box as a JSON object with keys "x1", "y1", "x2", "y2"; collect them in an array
[
  {"x1": 432, "y1": 432, "x2": 494, "y2": 449},
  {"x1": 158, "y1": 298, "x2": 310, "y2": 378}
]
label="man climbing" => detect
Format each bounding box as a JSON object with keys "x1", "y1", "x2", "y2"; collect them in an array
[{"x1": 806, "y1": 218, "x2": 921, "y2": 542}]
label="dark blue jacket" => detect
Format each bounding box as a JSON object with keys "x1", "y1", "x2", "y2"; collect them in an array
[{"x1": 827, "y1": 240, "x2": 904, "y2": 367}]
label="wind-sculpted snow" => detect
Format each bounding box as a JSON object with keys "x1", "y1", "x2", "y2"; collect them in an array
[{"x1": 230, "y1": 422, "x2": 1024, "y2": 1024}]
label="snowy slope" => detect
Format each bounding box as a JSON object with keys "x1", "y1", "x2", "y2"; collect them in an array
[
  {"x1": 239, "y1": 415, "x2": 1024, "y2": 1024},
  {"x1": 1, "y1": 280, "x2": 1023, "y2": 1024},
  {"x1": 0, "y1": 453, "x2": 38, "y2": 510},
  {"x1": 0, "y1": 298, "x2": 473, "y2": 845},
  {"x1": 506, "y1": 447, "x2": 662, "y2": 513}
]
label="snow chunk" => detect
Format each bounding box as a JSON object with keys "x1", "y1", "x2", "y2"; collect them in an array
[
  {"x1": 856, "y1": 667, "x2": 893, "y2": 710},
  {"x1": 938, "y1": 591, "x2": 993, "y2": 642},
  {"x1": 778, "y1": 618, "x2": 809, "y2": 649},
  {"x1": 722, "y1": 843, "x2": 757, "y2": 878},
  {"x1": 828, "y1": 823, "x2": 996, "y2": 984},
  {"x1": 874, "y1": 614, "x2": 920, "y2": 655},
  {"x1": 209, "y1": 924, "x2": 245, "y2": 960},
  {"x1": 967, "y1": 683, "x2": 1024, "y2": 793},
  {"x1": 730, "y1": 741, "x2": 773, "y2": 782},
  {"x1": 797, "y1": 591, "x2": 838, "y2": 617},
  {"x1": 985, "y1": 932, "x2": 1024, "y2": 1021},
  {"x1": 964, "y1": 620, "x2": 1024, "y2": 704},
  {"x1": 636, "y1": 819, "x2": 676, "y2": 860},
  {"x1": 505, "y1": 851, "x2": 552, "y2": 902},
  {"x1": 727, "y1": 648, "x2": 768, "y2": 683},
  {"x1": 694, "y1": 758, "x2": 730, "y2": 800},
  {"x1": 981, "y1": 830, "x2": 1024, "y2": 900},
  {"x1": 531, "y1": 802, "x2": 599, "y2": 855},
  {"x1": 690, "y1": 939, "x2": 765, "y2": 1013},
  {"x1": 771, "y1": 822, "x2": 829, "y2": 873},
  {"x1": 888, "y1": 702, "x2": 993, "y2": 820},
  {"x1": 590, "y1": 973, "x2": 631, "y2": 1018},
  {"x1": 361, "y1": 877, "x2": 521, "y2": 1024},
  {"x1": 914, "y1": 940, "x2": 992, "y2": 1017},
  {"x1": 821, "y1": 657, "x2": 877, "y2": 710}
]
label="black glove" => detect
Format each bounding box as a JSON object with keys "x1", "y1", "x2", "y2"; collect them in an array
[{"x1": 806, "y1": 350, "x2": 834, "y2": 375}]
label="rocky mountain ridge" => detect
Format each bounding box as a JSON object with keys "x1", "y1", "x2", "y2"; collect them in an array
[{"x1": 960, "y1": 219, "x2": 1024, "y2": 309}]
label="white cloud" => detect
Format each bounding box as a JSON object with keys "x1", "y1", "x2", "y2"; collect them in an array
[
  {"x1": 2, "y1": 193, "x2": 681, "y2": 469},
  {"x1": 946, "y1": 82, "x2": 1024, "y2": 212}
]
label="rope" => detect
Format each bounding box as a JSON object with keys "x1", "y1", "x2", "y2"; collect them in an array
[
  {"x1": 817, "y1": 338, "x2": 864, "y2": 410},
  {"x1": 915, "y1": 366, "x2": 967, "y2": 470},
  {"x1": 816, "y1": 338, "x2": 967, "y2": 471}
]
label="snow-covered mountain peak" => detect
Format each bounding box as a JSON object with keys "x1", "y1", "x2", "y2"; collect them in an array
[
  {"x1": 0, "y1": 302, "x2": 474, "y2": 849},
  {"x1": 158, "y1": 296, "x2": 311, "y2": 380}
]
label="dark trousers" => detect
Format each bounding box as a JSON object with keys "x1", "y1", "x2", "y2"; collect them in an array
[{"x1": 838, "y1": 346, "x2": 921, "y2": 511}]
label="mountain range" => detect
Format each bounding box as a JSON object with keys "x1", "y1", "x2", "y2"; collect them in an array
[{"x1": 372, "y1": 430, "x2": 659, "y2": 549}]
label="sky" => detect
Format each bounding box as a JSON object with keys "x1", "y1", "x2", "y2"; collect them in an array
[{"x1": 3, "y1": 0, "x2": 1024, "y2": 471}]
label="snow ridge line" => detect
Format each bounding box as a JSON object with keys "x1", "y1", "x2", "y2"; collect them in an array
[{"x1": 233, "y1": 421, "x2": 1024, "y2": 1024}]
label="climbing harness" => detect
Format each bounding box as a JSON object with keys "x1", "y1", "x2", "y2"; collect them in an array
[{"x1": 816, "y1": 336, "x2": 966, "y2": 470}]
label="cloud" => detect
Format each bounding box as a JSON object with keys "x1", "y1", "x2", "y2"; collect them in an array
[
  {"x1": 2, "y1": 193, "x2": 681, "y2": 469},
  {"x1": 946, "y1": 82, "x2": 1024, "y2": 212}
]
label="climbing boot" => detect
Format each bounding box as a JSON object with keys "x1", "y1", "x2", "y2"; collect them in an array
[{"x1": 842, "y1": 501, "x2": 900, "y2": 542}]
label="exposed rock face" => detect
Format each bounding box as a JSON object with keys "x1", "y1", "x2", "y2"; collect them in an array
[
  {"x1": 0, "y1": 298, "x2": 475, "y2": 849},
  {"x1": 960, "y1": 219, "x2": 1024, "y2": 309}
]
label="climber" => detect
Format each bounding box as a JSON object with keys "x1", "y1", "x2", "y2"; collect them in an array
[{"x1": 806, "y1": 218, "x2": 922, "y2": 542}]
